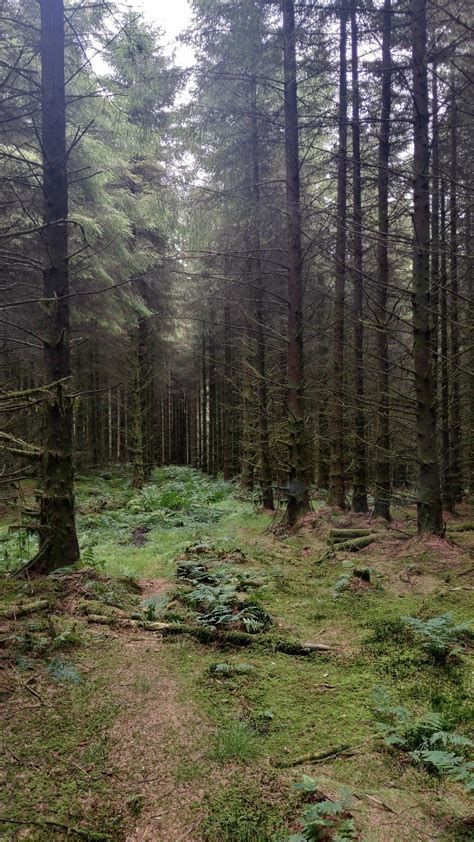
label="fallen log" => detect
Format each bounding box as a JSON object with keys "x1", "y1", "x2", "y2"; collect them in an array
[
  {"x1": 0, "y1": 598, "x2": 50, "y2": 619},
  {"x1": 85, "y1": 616, "x2": 331, "y2": 655},
  {"x1": 332, "y1": 534, "x2": 380, "y2": 553},
  {"x1": 330, "y1": 529, "x2": 373, "y2": 542}
]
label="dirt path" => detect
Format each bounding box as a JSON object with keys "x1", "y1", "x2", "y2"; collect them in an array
[
  {"x1": 91, "y1": 578, "x2": 209, "y2": 841},
  {"x1": 106, "y1": 634, "x2": 208, "y2": 840}
]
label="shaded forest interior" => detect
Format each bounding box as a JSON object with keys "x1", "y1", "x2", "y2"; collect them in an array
[
  {"x1": 0, "y1": 0, "x2": 473, "y2": 839},
  {"x1": 1, "y1": 0, "x2": 472, "y2": 567}
]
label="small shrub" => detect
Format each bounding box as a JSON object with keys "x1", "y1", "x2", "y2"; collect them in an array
[{"x1": 364, "y1": 618, "x2": 410, "y2": 645}]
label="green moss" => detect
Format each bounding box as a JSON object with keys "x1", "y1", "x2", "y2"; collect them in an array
[
  {"x1": 199, "y1": 774, "x2": 290, "y2": 842},
  {"x1": 2, "y1": 641, "x2": 123, "y2": 840}
]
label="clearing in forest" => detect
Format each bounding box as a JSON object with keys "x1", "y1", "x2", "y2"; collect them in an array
[{"x1": 1, "y1": 467, "x2": 473, "y2": 841}]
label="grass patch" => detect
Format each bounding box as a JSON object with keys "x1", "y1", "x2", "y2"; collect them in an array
[{"x1": 211, "y1": 720, "x2": 259, "y2": 764}]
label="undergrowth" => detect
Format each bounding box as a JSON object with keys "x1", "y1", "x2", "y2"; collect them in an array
[{"x1": 373, "y1": 688, "x2": 474, "y2": 791}]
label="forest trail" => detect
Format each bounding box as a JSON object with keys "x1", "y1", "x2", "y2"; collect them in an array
[
  {"x1": 104, "y1": 629, "x2": 208, "y2": 841},
  {"x1": 1, "y1": 468, "x2": 473, "y2": 841}
]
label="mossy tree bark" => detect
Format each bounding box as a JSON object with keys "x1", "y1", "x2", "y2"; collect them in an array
[{"x1": 37, "y1": 0, "x2": 79, "y2": 572}]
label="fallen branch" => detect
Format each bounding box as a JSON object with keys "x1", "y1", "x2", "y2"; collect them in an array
[
  {"x1": 274, "y1": 743, "x2": 353, "y2": 768},
  {"x1": 359, "y1": 792, "x2": 397, "y2": 814}
]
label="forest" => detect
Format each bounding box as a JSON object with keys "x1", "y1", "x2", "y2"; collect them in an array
[{"x1": 0, "y1": 0, "x2": 473, "y2": 839}]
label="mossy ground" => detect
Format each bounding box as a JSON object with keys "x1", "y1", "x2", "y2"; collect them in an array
[{"x1": 1, "y1": 468, "x2": 472, "y2": 840}]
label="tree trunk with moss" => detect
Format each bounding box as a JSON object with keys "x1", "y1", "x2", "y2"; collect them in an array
[{"x1": 36, "y1": 0, "x2": 79, "y2": 572}]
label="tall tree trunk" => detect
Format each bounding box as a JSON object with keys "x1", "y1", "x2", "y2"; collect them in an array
[
  {"x1": 201, "y1": 331, "x2": 208, "y2": 472},
  {"x1": 466, "y1": 206, "x2": 474, "y2": 492},
  {"x1": 373, "y1": 0, "x2": 392, "y2": 521},
  {"x1": 131, "y1": 328, "x2": 145, "y2": 488},
  {"x1": 440, "y1": 180, "x2": 451, "y2": 506},
  {"x1": 350, "y1": 0, "x2": 367, "y2": 513},
  {"x1": 240, "y1": 326, "x2": 255, "y2": 492},
  {"x1": 316, "y1": 276, "x2": 330, "y2": 490},
  {"x1": 328, "y1": 1, "x2": 348, "y2": 510},
  {"x1": 430, "y1": 61, "x2": 440, "y2": 390},
  {"x1": 250, "y1": 74, "x2": 274, "y2": 509},
  {"x1": 208, "y1": 312, "x2": 217, "y2": 475},
  {"x1": 223, "y1": 302, "x2": 233, "y2": 480},
  {"x1": 37, "y1": 0, "x2": 79, "y2": 572},
  {"x1": 449, "y1": 91, "x2": 462, "y2": 503},
  {"x1": 411, "y1": 0, "x2": 443, "y2": 533},
  {"x1": 282, "y1": 0, "x2": 310, "y2": 525}
]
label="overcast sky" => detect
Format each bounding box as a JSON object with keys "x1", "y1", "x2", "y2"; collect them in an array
[{"x1": 137, "y1": 0, "x2": 194, "y2": 66}]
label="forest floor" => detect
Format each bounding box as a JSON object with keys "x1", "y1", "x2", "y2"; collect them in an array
[{"x1": 1, "y1": 467, "x2": 473, "y2": 841}]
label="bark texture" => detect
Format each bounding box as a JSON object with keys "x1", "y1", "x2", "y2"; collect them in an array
[{"x1": 38, "y1": 0, "x2": 80, "y2": 572}]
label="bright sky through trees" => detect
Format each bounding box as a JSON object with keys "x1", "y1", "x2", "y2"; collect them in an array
[{"x1": 140, "y1": 0, "x2": 194, "y2": 65}]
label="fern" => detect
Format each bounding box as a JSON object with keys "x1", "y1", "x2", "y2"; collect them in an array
[
  {"x1": 409, "y1": 750, "x2": 474, "y2": 790},
  {"x1": 209, "y1": 662, "x2": 254, "y2": 676},
  {"x1": 46, "y1": 658, "x2": 83, "y2": 684},
  {"x1": 140, "y1": 594, "x2": 169, "y2": 621},
  {"x1": 373, "y1": 688, "x2": 473, "y2": 790},
  {"x1": 402, "y1": 613, "x2": 472, "y2": 661},
  {"x1": 287, "y1": 778, "x2": 356, "y2": 841}
]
